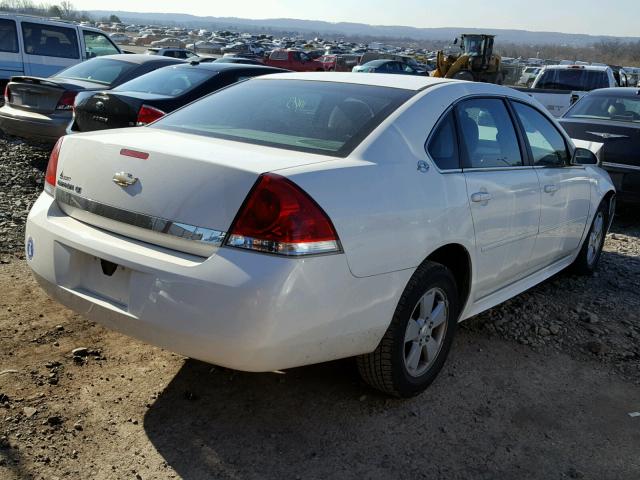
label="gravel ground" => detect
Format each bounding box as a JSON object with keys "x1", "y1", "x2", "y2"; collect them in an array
[
  {"x1": 1, "y1": 132, "x2": 639, "y2": 479},
  {"x1": 0, "y1": 135, "x2": 48, "y2": 255}
]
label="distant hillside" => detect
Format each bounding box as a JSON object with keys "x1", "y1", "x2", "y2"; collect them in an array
[{"x1": 90, "y1": 11, "x2": 640, "y2": 46}]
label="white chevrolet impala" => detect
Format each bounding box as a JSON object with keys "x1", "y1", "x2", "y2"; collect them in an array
[{"x1": 26, "y1": 73, "x2": 615, "y2": 397}]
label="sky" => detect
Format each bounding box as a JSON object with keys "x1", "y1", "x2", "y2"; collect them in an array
[{"x1": 68, "y1": 0, "x2": 639, "y2": 37}]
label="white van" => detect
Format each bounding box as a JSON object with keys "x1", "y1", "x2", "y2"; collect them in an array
[{"x1": 0, "y1": 14, "x2": 122, "y2": 90}]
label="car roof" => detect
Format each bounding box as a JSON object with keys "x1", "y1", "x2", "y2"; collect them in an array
[
  {"x1": 95, "y1": 54, "x2": 184, "y2": 65},
  {"x1": 253, "y1": 71, "x2": 453, "y2": 91},
  {"x1": 543, "y1": 65, "x2": 611, "y2": 72},
  {"x1": 586, "y1": 87, "x2": 640, "y2": 97},
  {"x1": 171, "y1": 62, "x2": 286, "y2": 73},
  {"x1": 364, "y1": 59, "x2": 395, "y2": 66}
]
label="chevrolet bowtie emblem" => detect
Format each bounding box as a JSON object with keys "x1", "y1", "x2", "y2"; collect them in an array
[
  {"x1": 112, "y1": 172, "x2": 138, "y2": 187},
  {"x1": 586, "y1": 131, "x2": 629, "y2": 140}
]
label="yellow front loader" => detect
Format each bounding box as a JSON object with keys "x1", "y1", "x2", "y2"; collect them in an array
[{"x1": 433, "y1": 34, "x2": 503, "y2": 84}]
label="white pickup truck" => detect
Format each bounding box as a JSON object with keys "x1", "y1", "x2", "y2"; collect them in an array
[{"x1": 514, "y1": 65, "x2": 618, "y2": 117}]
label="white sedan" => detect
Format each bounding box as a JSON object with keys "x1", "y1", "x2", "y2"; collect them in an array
[{"x1": 25, "y1": 73, "x2": 615, "y2": 397}]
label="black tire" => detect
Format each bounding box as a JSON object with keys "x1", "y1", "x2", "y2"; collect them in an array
[
  {"x1": 570, "y1": 199, "x2": 610, "y2": 275},
  {"x1": 452, "y1": 70, "x2": 475, "y2": 82},
  {"x1": 357, "y1": 261, "x2": 460, "y2": 397}
]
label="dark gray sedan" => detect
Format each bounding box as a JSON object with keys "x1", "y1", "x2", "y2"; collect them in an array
[{"x1": 0, "y1": 54, "x2": 183, "y2": 145}]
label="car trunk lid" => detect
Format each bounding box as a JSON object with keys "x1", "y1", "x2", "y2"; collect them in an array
[
  {"x1": 7, "y1": 76, "x2": 102, "y2": 114},
  {"x1": 74, "y1": 91, "x2": 162, "y2": 131},
  {"x1": 54, "y1": 128, "x2": 336, "y2": 256}
]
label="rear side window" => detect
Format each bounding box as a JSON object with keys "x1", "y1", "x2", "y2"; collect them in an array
[
  {"x1": 153, "y1": 79, "x2": 414, "y2": 157},
  {"x1": 55, "y1": 58, "x2": 135, "y2": 85},
  {"x1": 114, "y1": 66, "x2": 213, "y2": 96},
  {"x1": 427, "y1": 112, "x2": 460, "y2": 170},
  {"x1": 457, "y1": 98, "x2": 523, "y2": 169},
  {"x1": 0, "y1": 19, "x2": 18, "y2": 53},
  {"x1": 22, "y1": 22, "x2": 79, "y2": 59},
  {"x1": 270, "y1": 50, "x2": 288, "y2": 61},
  {"x1": 512, "y1": 102, "x2": 569, "y2": 167}
]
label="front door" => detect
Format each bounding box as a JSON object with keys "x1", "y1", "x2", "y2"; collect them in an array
[
  {"x1": 510, "y1": 101, "x2": 591, "y2": 268},
  {"x1": 458, "y1": 97, "x2": 541, "y2": 300}
]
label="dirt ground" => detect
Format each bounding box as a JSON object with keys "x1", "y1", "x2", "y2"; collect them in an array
[{"x1": 1, "y1": 208, "x2": 639, "y2": 479}]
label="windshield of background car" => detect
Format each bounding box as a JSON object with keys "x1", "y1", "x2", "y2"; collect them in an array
[
  {"x1": 54, "y1": 58, "x2": 136, "y2": 85},
  {"x1": 114, "y1": 66, "x2": 213, "y2": 96},
  {"x1": 152, "y1": 79, "x2": 414, "y2": 156},
  {"x1": 535, "y1": 69, "x2": 608, "y2": 91},
  {"x1": 566, "y1": 95, "x2": 640, "y2": 123}
]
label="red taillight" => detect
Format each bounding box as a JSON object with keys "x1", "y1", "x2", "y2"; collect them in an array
[
  {"x1": 55, "y1": 91, "x2": 77, "y2": 111},
  {"x1": 225, "y1": 173, "x2": 341, "y2": 256},
  {"x1": 3, "y1": 83, "x2": 10, "y2": 104},
  {"x1": 136, "y1": 104, "x2": 165, "y2": 126},
  {"x1": 44, "y1": 137, "x2": 64, "y2": 196}
]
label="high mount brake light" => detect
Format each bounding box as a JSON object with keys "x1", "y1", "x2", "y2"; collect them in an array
[
  {"x1": 225, "y1": 173, "x2": 341, "y2": 256},
  {"x1": 136, "y1": 104, "x2": 165, "y2": 126},
  {"x1": 44, "y1": 137, "x2": 64, "y2": 196}
]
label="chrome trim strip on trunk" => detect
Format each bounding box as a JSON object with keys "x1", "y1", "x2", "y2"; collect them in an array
[{"x1": 55, "y1": 189, "x2": 226, "y2": 258}]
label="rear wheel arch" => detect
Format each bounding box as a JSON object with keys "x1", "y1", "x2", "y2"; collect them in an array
[{"x1": 422, "y1": 243, "x2": 472, "y2": 315}]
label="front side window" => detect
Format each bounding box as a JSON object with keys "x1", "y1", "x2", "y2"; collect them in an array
[
  {"x1": 427, "y1": 112, "x2": 460, "y2": 170},
  {"x1": 0, "y1": 19, "x2": 18, "y2": 53},
  {"x1": 22, "y1": 22, "x2": 79, "y2": 59},
  {"x1": 512, "y1": 102, "x2": 569, "y2": 167},
  {"x1": 83, "y1": 31, "x2": 119, "y2": 58},
  {"x1": 456, "y1": 98, "x2": 522, "y2": 169},
  {"x1": 54, "y1": 58, "x2": 136, "y2": 85},
  {"x1": 153, "y1": 79, "x2": 414, "y2": 157}
]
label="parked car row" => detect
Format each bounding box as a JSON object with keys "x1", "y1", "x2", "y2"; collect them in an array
[{"x1": 24, "y1": 72, "x2": 614, "y2": 398}]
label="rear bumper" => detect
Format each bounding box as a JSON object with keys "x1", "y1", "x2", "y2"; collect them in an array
[
  {"x1": 26, "y1": 192, "x2": 410, "y2": 372},
  {"x1": 0, "y1": 104, "x2": 70, "y2": 144}
]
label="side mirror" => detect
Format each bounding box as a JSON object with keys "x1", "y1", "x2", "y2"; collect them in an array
[{"x1": 572, "y1": 147, "x2": 598, "y2": 166}]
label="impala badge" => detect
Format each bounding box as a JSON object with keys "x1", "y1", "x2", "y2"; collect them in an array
[
  {"x1": 113, "y1": 172, "x2": 138, "y2": 187},
  {"x1": 586, "y1": 131, "x2": 629, "y2": 140}
]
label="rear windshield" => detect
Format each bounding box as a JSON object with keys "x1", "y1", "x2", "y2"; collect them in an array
[
  {"x1": 55, "y1": 58, "x2": 136, "y2": 85},
  {"x1": 535, "y1": 69, "x2": 609, "y2": 91},
  {"x1": 566, "y1": 95, "x2": 640, "y2": 123},
  {"x1": 152, "y1": 79, "x2": 414, "y2": 156},
  {"x1": 114, "y1": 66, "x2": 213, "y2": 96}
]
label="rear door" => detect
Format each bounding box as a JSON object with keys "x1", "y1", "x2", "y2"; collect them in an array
[
  {"x1": 0, "y1": 18, "x2": 24, "y2": 80},
  {"x1": 458, "y1": 97, "x2": 542, "y2": 300},
  {"x1": 511, "y1": 101, "x2": 591, "y2": 267},
  {"x1": 19, "y1": 20, "x2": 80, "y2": 77}
]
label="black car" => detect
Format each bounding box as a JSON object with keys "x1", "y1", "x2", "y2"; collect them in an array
[
  {"x1": 71, "y1": 63, "x2": 286, "y2": 132},
  {"x1": 0, "y1": 54, "x2": 183, "y2": 144},
  {"x1": 560, "y1": 87, "x2": 640, "y2": 203}
]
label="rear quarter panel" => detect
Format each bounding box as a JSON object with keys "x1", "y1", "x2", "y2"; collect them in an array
[{"x1": 278, "y1": 82, "x2": 479, "y2": 279}]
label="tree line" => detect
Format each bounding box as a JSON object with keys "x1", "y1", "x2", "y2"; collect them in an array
[{"x1": 0, "y1": 1, "x2": 120, "y2": 23}]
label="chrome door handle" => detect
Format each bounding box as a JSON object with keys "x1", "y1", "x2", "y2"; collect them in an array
[
  {"x1": 544, "y1": 184, "x2": 558, "y2": 193},
  {"x1": 471, "y1": 192, "x2": 492, "y2": 203}
]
